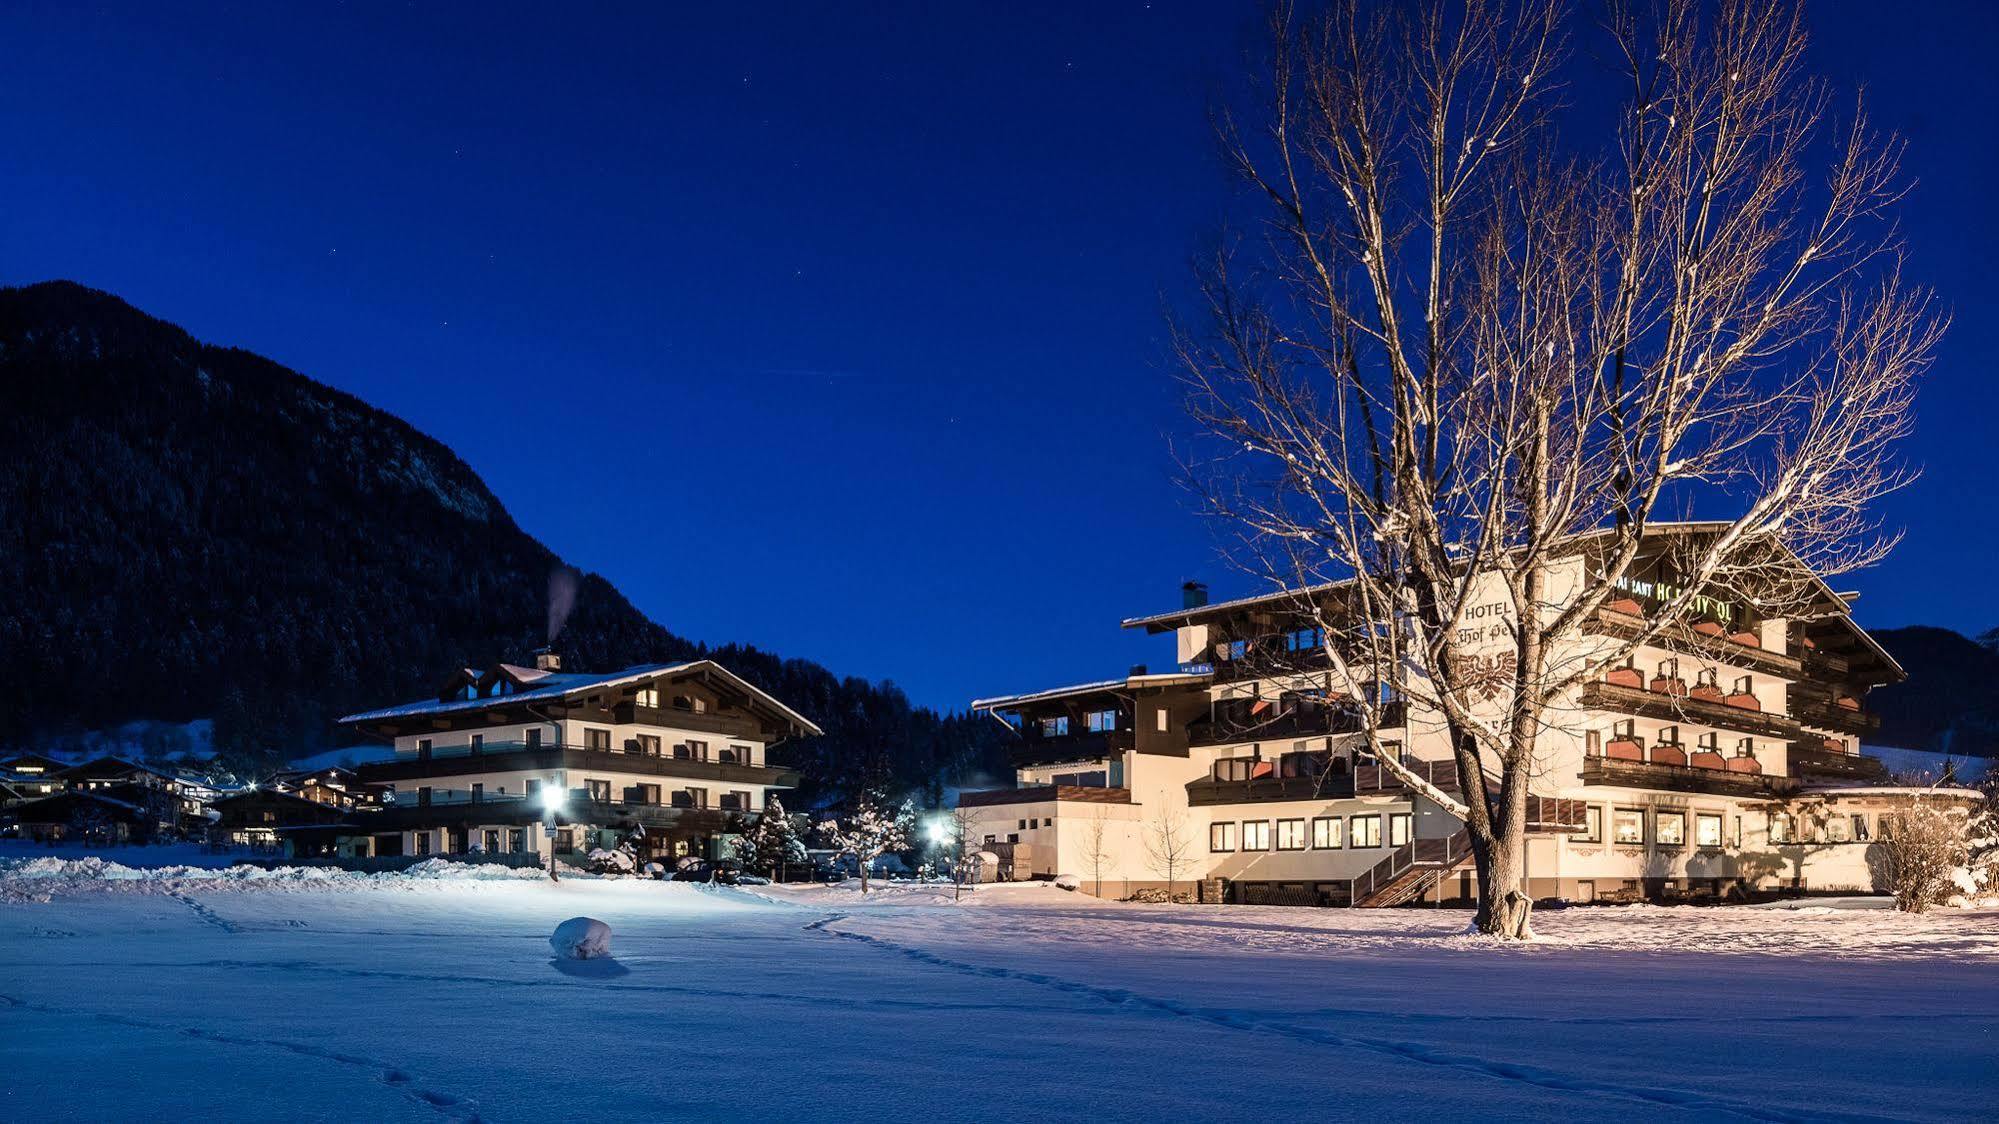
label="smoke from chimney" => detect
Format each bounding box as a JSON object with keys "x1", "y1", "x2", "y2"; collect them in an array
[{"x1": 547, "y1": 564, "x2": 579, "y2": 645}]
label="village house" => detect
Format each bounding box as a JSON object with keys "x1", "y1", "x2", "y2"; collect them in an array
[
  {"x1": 963, "y1": 527, "x2": 1982, "y2": 906},
  {"x1": 335, "y1": 652, "x2": 821, "y2": 866}
]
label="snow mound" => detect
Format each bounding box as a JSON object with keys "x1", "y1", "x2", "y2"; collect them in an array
[
  {"x1": 1053, "y1": 874, "x2": 1082, "y2": 892},
  {"x1": 550, "y1": 916, "x2": 612, "y2": 960}
]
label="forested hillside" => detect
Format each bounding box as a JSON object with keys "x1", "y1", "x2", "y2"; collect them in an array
[{"x1": 0, "y1": 281, "x2": 1006, "y2": 802}]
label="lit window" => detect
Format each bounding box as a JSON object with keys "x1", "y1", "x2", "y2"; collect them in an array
[
  {"x1": 1312, "y1": 816, "x2": 1342, "y2": 849},
  {"x1": 1768, "y1": 812, "x2": 1791, "y2": 843},
  {"x1": 633, "y1": 687, "x2": 660, "y2": 709},
  {"x1": 1655, "y1": 811, "x2": 1686, "y2": 846},
  {"x1": 1388, "y1": 813, "x2": 1411, "y2": 847},
  {"x1": 1156, "y1": 709, "x2": 1169, "y2": 732},
  {"x1": 1241, "y1": 820, "x2": 1271, "y2": 850},
  {"x1": 1209, "y1": 822, "x2": 1236, "y2": 852},
  {"x1": 1350, "y1": 814, "x2": 1382, "y2": 848},
  {"x1": 1275, "y1": 819, "x2": 1306, "y2": 850},
  {"x1": 1612, "y1": 809, "x2": 1644, "y2": 845},
  {"x1": 1852, "y1": 813, "x2": 1870, "y2": 842},
  {"x1": 1695, "y1": 813, "x2": 1723, "y2": 847}
]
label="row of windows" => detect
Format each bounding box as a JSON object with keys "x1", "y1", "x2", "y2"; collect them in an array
[
  {"x1": 1576, "y1": 807, "x2": 1737, "y2": 847},
  {"x1": 1036, "y1": 710, "x2": 1122, "y2": 738},
  {"x1": 1209, "y1": 813, "x2": 1410, "y2": 853},
  {"x1": 1575, "y1": 806, "x2": 1893, "y2": 848}
]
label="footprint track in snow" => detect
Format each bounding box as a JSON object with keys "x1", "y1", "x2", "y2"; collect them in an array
[
  {"x1": 802, "y1": 914, "x2": 1865, "y2": 1124},
  {"x1": 0, "y1": 993, "x2": 479, "y2": 1120}
]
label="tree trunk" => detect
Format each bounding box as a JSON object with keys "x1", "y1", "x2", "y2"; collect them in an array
[
  {"x1": 1470, "y1": 817, "x2": 1531, "y2": 937},
  {"x1": 859, "y1": 861, "x2": 869, "y2": 895}
]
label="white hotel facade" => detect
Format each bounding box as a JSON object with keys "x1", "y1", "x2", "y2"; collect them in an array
[{"x1": 961, "y1": 530, "x2": 1976, "y2": 906}]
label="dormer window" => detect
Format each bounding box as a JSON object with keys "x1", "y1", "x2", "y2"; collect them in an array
[
  {"x1": 633, "y1": 687, "x2": 660, "y2": 709},
  {"x1": 1040, "y1": 716, "x2": 1069, "y2": 738},
  {"x1": 1086, "y1": 710, "x2": 1116, "y2": 733}
]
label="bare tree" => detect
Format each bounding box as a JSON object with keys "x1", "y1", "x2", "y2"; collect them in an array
[
  {"x1": 1141, "y1": 805, "x2": 1196, "y2": 901},
  {"x1": 945, "y1": 804, "x2": 986, "y2": 902},
  {"x1": 1178, "y1": 0, "x2": 1937, "y2": 937},
  {"x1": 1078, "y1": 805, "x2": 1119, "y2": 898}
]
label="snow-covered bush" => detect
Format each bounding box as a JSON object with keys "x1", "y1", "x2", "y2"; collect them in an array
[
  {"x1": 585, "y1": 847, "x2": 636, "y2": 875},
  {"x1": 732, "y1": 797, "x2": 807, "y2": 881},
  {"x1": 549, "y1": 916, "x2": 612, "y2": 960},
  {"x1": 1881, "y1": 803, "x2": 1970, "y2": 913}
]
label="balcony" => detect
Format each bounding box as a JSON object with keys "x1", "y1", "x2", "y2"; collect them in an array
[
  {"x1": 1007, "y1": 729, "x2": 1134, "y2": 768},
  {"x1": 1788, "y1": 688, "x2": 1880, "y2": 736},
  {"x1": 1591, "y1": 603, "x2": 1801, "y2": 677},
  {"x1": 956, "y1": 785, "x2": 1131, "y2": 809},
  {"x1": 1208, "y1": 645, "x2": 1331, "y2": 684},
  {"x1": 1189, "y1": 698, "x2": 1397, "y2": 748},
  {"x1": 1580, "y1": 680, "x2": 1799, "y2": 741},
  {"x1": 1786, "y1": 742, "x2": 1888, "y2": 782},
  {"x1": 1186, "y1": 771, "x2": 1358, "y2": 807},
  {"x1": 1581, "y1": 754, "x2": 1785, "y2": 798},
  {"x1": 356, "y1": 743, "x2": 798, "y2": 788},
  {"x1": 614, "y1": 703, "x2": 762, "y2": 739}
]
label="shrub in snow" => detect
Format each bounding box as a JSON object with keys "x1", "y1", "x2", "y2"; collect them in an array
[
  {"x1": 585, "y1": 847, "x2": 636, "y2": 875},
  {"x1": 1881, "y1": 803, "x2": 1970, "y2": 913},
  {"x1": 1053, "y1": 874, "x2": 1081, "y2": 892},
  {"x1": 549, "y1": 916, "x2": 612, "y2": 960}
]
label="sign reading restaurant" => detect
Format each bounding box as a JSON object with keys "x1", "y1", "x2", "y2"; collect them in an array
[{"x1": 1612, "y1": 573, "x2": 1736, "y2": 623}]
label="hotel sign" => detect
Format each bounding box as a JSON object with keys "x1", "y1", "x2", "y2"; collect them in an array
[{"x1": 1613, "y1": 574, "x2": 1736, "y2": 623}]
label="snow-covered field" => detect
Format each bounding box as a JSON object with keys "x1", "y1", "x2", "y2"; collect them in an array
[{"x1": 2, "y1": 860, "x2": 1994, "y2": 1122}]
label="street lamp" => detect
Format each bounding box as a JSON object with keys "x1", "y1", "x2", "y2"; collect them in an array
[{"x1": 540, "y1": 785, "x2": 566, "y2": 882}]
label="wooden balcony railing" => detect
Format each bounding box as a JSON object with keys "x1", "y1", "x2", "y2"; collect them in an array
[{"x1": 955, "y1": 785, "x2": 1132, "y2": 809}]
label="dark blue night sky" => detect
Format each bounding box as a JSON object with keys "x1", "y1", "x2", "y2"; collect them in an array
[{"x1": 3, "y1": 2, "x2": 1994, "y2": 710}]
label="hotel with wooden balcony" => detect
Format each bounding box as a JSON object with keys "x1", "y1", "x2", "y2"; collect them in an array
[
  {"x1": 336, "y1": 651, "x2": 821, "y2": 866},
  {"x1": 961, "y1": 526, "x2": 1979, "y2": 907}
]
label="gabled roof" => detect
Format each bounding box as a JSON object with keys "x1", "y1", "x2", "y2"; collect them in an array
[
  {"x1": 1123, "y1": 522, "x2": 1884, "y2": 651},
  {"x1": 57, "y1": 756, "x2": 185, "y2": 784},
  {"x1": 338, "y1": 660, "x2": 824, "y2": 737},
  {"x1": 971, "y1": 671, "x2": 1211, "y2": 713}
]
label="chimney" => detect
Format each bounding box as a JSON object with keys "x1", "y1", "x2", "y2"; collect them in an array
[
  {"x1": 1129, "y1": 663, "x2": 1149, "y2": 677},
  {"x1": 533, "y1": 647, "x2": 562, "y2": 672},
  {"x1": 1181, "y1": 581, "x2": 1209, "y2": 610}
]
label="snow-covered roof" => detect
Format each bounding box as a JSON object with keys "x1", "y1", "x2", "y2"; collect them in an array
[
  {"x1": 337, "y1": 660, "x2": 823, "y2": 737},
  {"x1": 971, "y1": 671, "x2": 1210, "y2": 712},
  {"x1": 1796, "y1": 785, "x2": 1986, "y2": 801}
]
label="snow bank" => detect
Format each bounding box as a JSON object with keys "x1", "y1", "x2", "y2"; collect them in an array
[{"x1": 550, "y1": 916, "x2": 612, "y2": 959}]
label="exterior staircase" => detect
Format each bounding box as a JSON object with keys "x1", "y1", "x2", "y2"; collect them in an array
[{"x1": 1347, "y1": 831, "x2": 1473, "y2": 907}]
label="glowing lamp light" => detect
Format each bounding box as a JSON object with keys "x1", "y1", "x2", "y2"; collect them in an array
[
  {"x1": 540, "y1": 787, "x2": 565, "y2": 815},
  {"x1": 924, "y1": 816, "x2": 950, "y2": 846}
]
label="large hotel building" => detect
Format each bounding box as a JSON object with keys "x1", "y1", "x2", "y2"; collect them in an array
[
  {"x1": 961, "y1": 526, "x2": 1975, "y2": 906},
  {"x1": 333, "y1": 655, "x2": 821, "y2": 866}
]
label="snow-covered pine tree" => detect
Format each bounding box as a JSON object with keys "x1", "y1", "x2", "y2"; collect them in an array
[
  {"x1": 817, "y1": 796, "x2": 915, "y2": 894},
  {"x1": 733, "y1": 796, "x2": 806, "y2": 882}
]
